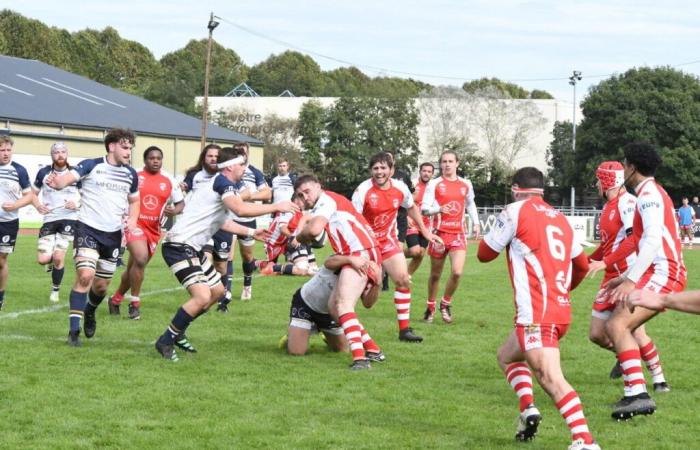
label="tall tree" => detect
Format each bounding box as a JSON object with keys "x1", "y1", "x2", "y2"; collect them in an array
[
  {"x1": 145, "y1": 39, "x2": 247, "y2": 114},
  {"x1": 247, "y1": 50, "x2": 325, "y2": 97},
  {"x1": 298, "y1": 97, "x2": 420, "y2": 196},
  {"x1": 576, "y1": 66, "x2": 700, "y2": 198},
  {"x1": 545, "y1": 121, "x2": 575, "y2": 198}
]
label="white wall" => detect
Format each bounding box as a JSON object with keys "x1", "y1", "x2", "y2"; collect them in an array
[{"x1": 203, "y1": 96, "x2": 581, "y2": 172}]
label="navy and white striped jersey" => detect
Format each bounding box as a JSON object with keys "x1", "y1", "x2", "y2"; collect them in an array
[
  {"x1": 182, "y1": 169, "x2": 216, "y2": 193},
  {"x1": 230, "y1": 164, "x2": 268, "y2": 221},
  {"x1": 272, "y1": 173, "x2": 297, "y2": 204},
  {"x1": 0, "y1": 161, "x2": 31, "y2": 222},
  {"x1": 33, "y1": 166, "x2": 81, "y2": 223},
  {"x1": 70, "y1": 157, "x2": 138, "y2": 232},
  {"x1": 165, "y1": 174, "x2": 240, "y2": 251}
]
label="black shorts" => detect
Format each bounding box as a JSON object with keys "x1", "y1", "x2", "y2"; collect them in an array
[
  {"x1": 0, "y1": 219, "x2": 19, "y2": 254},
  {"x1": 405, "y1": 233, "x2": 429, "y2": 249},
  {"x1": 39, "y1": 219, "x2": 77, "y2": 238},
  {"x1": 396, "y1": 211, "x2": 408, "y2": 242},
  {"x1": 162, "y1": 242, "x2": 221, "y2": 289},
  {"x1": 289, "y1": 289, "x2": 341, "y2": 333},
  {"x1": 74, "y1": 221, "x2": 122, "y2": 262},
  {"x1": 203, "y1": 229, "x2": 234, "y2": 262},
  {"x1": 233, "y1": 219, "x2": 256, "y2": 246}
]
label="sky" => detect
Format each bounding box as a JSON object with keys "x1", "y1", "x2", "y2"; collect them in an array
[{"x1": 9, "y1": 0, "x2": 700, "y2": 107}]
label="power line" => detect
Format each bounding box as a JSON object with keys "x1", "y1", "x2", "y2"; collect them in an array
[{"x1": 216, "y1": 15, "x2": 700, "y2": 84}]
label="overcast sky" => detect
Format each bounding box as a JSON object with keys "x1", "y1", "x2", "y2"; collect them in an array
[{"x1": 10, "y1": 0, "x2": 700, "y2": 106}]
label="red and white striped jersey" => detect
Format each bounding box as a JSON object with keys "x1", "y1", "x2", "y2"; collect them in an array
[
  {"x1": 591, "y1": 191, "x2": 637, "y2": 278},
  {"x1": 310, "y1": 190, "x2": 379, "y2": 256},
  {"x1": 266, "y1": 211, "x2": 293, "y2": 248},
  {"x1": 483, "y1": 196, "x2": 582, "y2": 325},
  {"x1": 422, "y1": 176, "x2": 478, "y2": 234},
  {"x1": 626, "y1": 178, "x2": 686, "y2": 288},
  {"x1": 408, "y1": 179, "x2": 431, "y2": 230},
  {"x1": 351, "y1": 178, "x2": 413, "y2": 241}
]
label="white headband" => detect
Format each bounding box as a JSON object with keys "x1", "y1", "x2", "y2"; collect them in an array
[
  {"x1": 511, "y1": 186, "x2": 544, "y2": 195},
  {"x1": 217, "y1": 156, "x2": 246, "y2": 169}
]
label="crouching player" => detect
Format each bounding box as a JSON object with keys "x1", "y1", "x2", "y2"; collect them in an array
[
  {"x1": 477, "y1": 167, "x2": 600, "y2": 450},
  {"x1": 285, "y1": 254, "x2": 382, "y2": 356}
]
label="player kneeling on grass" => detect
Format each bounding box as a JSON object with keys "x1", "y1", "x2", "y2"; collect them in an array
[
  {"x1": 154, "y1": 146, "x2": 298, "y2": 361},
  {"x1": 285, "y1": 254, "x2": 381, "y2": 356},
  {"x1": 477, "y1": 167, "x2": 600, "y2": 450},
  {"x1": 258, "y1": 196, "x2": 315, "y2": 277}
]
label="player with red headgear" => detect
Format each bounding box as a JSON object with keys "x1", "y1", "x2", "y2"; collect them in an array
[{"x1": 587, "y1": 162, "x2": 670, "y2": 390}]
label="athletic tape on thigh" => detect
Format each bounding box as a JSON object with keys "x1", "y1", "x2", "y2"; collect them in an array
[
  {"x1": 95, "y1": 259, "x2": 117, "y2": 279},
  {"x1": 37, "y1": 234, "x2": 56, "y2": 254},
  {"x1": 289, "y1": 317, "x2": 313, "y2": 330},
  {"x1": 55, "y1": 233, "x2": 73, "y2": 251},
  {"x1": 76, "y1": 258, "x2": 97, "y2": 271},
  {"x1": 76, "y1": 248, "x2": 100, "y2": 260}
]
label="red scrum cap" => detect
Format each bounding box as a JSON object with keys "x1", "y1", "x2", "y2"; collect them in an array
[{"x1": 596, "y1": 161, "x2": 624, "y2": 192}]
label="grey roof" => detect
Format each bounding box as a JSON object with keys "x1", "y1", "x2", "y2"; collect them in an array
[{"x1": 0, "y1": 55, "x2": 262, "y2": 144}]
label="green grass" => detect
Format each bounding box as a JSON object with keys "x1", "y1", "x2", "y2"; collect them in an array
[{"x1": 2, "y1": 235, "x2": 700, "y2": 449}]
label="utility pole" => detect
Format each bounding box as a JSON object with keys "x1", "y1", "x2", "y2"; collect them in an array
[
  {"x1": 568, "y1": 70, "x2": 582, "y2": 212},
  {"x1": 200, "y1": 12, "x2": 220, "y2": 150}
]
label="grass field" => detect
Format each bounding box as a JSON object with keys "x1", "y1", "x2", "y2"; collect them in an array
[{"x1": 2, "y1": 235, "x2": 700, "y2": 449}]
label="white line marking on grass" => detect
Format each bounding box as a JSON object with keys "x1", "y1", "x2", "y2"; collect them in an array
[
  {"x1": 0, "y1": 303, "x2": 66, "y2": 320},
  {"x1": 0, "y1": 274, "x2": 262, "y2": 320}
]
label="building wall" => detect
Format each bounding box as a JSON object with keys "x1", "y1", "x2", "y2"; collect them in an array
[{"x1": 3, "y1": 120, "x2": 262, "y2": 179}]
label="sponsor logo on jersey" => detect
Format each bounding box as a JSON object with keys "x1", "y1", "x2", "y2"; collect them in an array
[
  {"x1": 143, "y1": 194, "x2": 159, "y2": 211},
  {"x1": 438, "y1": 183, "x2": 446, "y2": 194},
  {"x1": 460, "y1": 187, "x2": 466, "y2": 196},
  {"x1": 640, "y1": 201, "x2": 660, "y2": 211},
  {"x1": 368, "y1": 192, "x2": 379, "y2": 208},
  {"x1": 443, "y1": 201, "x2": 462, "y2": 215},
  {"x1": 609, "y1": 209, "x2": 616, "y2": 220},
  {"x1": 160, "y1": 182, "x2": 167, "y2": 191},
  {"x1": 392, "y1": 198, "x2": 399, "y2": 209}
]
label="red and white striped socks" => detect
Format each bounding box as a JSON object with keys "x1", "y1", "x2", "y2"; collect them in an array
[
  {"x1": 505, "y1": 362, "x2": 534, "y2": 412},
  {"x1": 556, "y1": 391, "x2": 594, "y2": 444},
  {"x1": 394, "y1": 287, "x2": 411, "y2": 331},
  {"x1": 640, "y1": 341, "x2": 666, "y2": 384},
  {"x1": 359, "y1": 324, "x2": 381, "y2": 353},
  {"x1": 338, "y1": 312, "x2": 366, "y2": 361},
  {"x1": 618, "y1": 349, "x2": 647, "y2": 396}
]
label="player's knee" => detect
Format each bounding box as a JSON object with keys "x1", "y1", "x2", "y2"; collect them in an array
[
  {"x1": 450, "y1": 270, "x2": 463, "y2": 280},
  {"x1": 394, "y1": 273, "x2": 411, "y2": 288},
  {"x1": 588, "y1": 324, "x2": 609, "y2": 347},
  {"x1": 51, "y1": 255, "x2": 64, "y2": 268},
  {"x1": 428, "y1": 272, "x2": 441, "y2": 284},
  {"x1": 407, "y1": 246, "x2": 421, "y2": 258}
]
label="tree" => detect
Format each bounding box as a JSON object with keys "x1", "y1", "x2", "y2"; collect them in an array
[
  {"x1": 545, "y1": 121, "x2": 575, "y2": 198},
  {"x1": 576, "y1": 66, "x2": 700, "y2": 198},
  {"x1": 145, "y1": 39, "x2": 247, "y2": 114},
  {"x1": 530, "y1": 89, "x2": 555, "y2": 100},
  {"x1": 247, "y1": 51, "x2": 325, "y2": 97},
  {"x1": 297, "y1": 97, "x2": 420, "y2": 196},
  {"x1": 462, "y1": 77, "x2": 554, "y2": 100},
  {"x1": 417, "y1": 86, "x2": 475, "y2": 160}
]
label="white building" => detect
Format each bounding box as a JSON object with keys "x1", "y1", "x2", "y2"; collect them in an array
[{"x1": 203, "y1": 95, "x2": 581, "y2": 172}]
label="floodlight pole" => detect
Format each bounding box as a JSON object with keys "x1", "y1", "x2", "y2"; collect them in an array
[
  {"x1": 200, "y1": 12, "x2": 220, "y2": 150},
  {"x1": 568, "y1": 70, "x2": 582, "y2": 212}
]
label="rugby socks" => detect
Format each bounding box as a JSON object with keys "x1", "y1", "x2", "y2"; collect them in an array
[
  {"x1": 68, "y1": 290, "x2": 87, "y2": 332},
  {"x1": 426, "y1": 298, "x2": 436, "y2": 313},
  {"x1": 0, "y1": 290, "x2": 4, "y2": 310},
  {"x1": 51, "y1": 267, "x2": 64, "y2": 292},
  {"x1": 271, "y1": 264, "x2": 294, "y2": 275},
  {"x1": 130, "y1": 296, "x2": 141, "y2": 308},
  {"x1": 505, "y1": 362, "x2": 534, "y2": 412},
  {"x1": 225, "y1": 261, "x2": 234, "y2": 292},
  {"x1": 161, "y1": 307, "x2": 194, "y2": 345},
  {"x1": 359, "y1": 324, "x2": 381, "y2": 353},
  {"x1": 640, "y1": 341, "x2": 666, "y2": 384},
  {"x1": 440, "y1": 295, "x2": 452, "y2": 309},
  {"x1": 338, "y1": 312, "x2": 366, "y2": 361},
  {"x1": 84, "y1": 289, "x2": 105, "y2": 316},
  {"x1": 242, "y1": 261, "x2": 256, "y2": 287},
  {"x1": 556, "y1": 391, "x2": 594, "y2": 445},
  {"x1": 394, "y1": 287, "x2": 411, "y2": 331},
  {"x1": 110, "y1": 291, "x2": 125, "y2": 306},
  {"x1": 618, "y1": 349, "x2": 647, "y2": 396}
]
